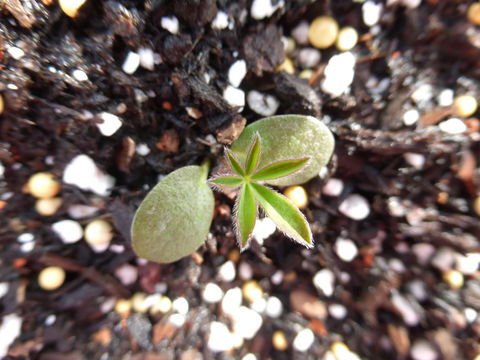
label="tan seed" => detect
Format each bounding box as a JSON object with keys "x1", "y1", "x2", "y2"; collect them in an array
[
  {"x1": 242, "y1": 280, "x2": 263, "y2": 303},
  {"x1": 454, "y1": 95, "x2": 478, "y2": 118},
  {"x1": 115, "y1": 298, "x2": 132, "y2": 316},
  {"x1": 35, "y1": 197, "x2": 62, "y2": 216},
  {"x1": 38, "y1": 266, "x2": 66, "y2": 290},
  {"x1": 84, "y1": 219, "x2": 113, "y2": 246},
  {"x1": 275, "y1": 57, "x2": 295, "y2": 74},
  {"x1": 0, "y1": 94, "x2": 4, "y2": 115},
  {"x1": 443, "y1": 269, "x2": 464, "y2": 289},
  {"x1": 308, "y1": 16, "x2": 339, "y2": 49},
  {"x1": 336, "y1": 26, "x2": 359, "y2": 51},
  {"x1": 284, "y1": 186, "x2": 308, "y2": 209},
  {"x1": 474, "y1": 196, "x2": 480, "y2": 216},
  {"x1": 272, "y1": 330, "x2": 288, "y2": 351},
  {"x1": 59, "y1": 0, "x2": 86, "y2": 18},
  {"x1": 27, "y1": 172, "x2": 61, "y2": 199},
  {"x1": 468, "y1": 3, "x2": 480, "y2": 25}
]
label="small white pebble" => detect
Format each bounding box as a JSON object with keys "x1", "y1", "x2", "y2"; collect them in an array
[
  {"x1": 401, "y1": 0, "x2": 422, "y2": 9},
  {"x1": 223, "y1": 85, "x2": 245, "y2": 108},
  {"x1": 218, "y1": 260, "x2": 236, "y2": 282},
  {"x1": 407, "y1": 280, "x2": 428, "y2": 302},
  {"x1": 241, "y1": 354, "x2": 257, "y2": 360},
  {"x1": 212, "y1": 10, "x2": 229, "y2": 30},
  {"x1": 0, "y1": 314, "x2": 22, "y2": 358},
  {"x1": 63, "y1": 155, "x2": 115, "y2": 196},
  {"x1": 455, "y1": 253, "x2": 480, "y2": 275},
  {"x1": 67, "y1": 204, "x2": 99, "y2": 219},
  {"x1": 202, "y1": 282, "x2": 224, "y2": 304},
  {"x1": 221, "y1": 287, "x2": 243, "y2": 316},
  {"x1": 265, "y1": 296, "x2": 283, "y2": 318},
  {"x1": 44, "y1": 314, "x2": 56, "y2": 326},
  {"x1": 412, "y1": 243, "x2": 435, "y2": 265},
  {"x1": 430, "y1": 247, "x2": 455, "y2": 272},
  {"x1": 18, "y1": 233, "x2": 34, "y2": 243},
  {"x1": 228, "y1": 60, "x2": 247, "y2": 88},
  {"x1": 231, "y1": 306, "x2": 263, "y2": 340},
  {"x1": 138, "y1": 47, "x2": 155, "y2": 71},
  {"x1": 403, "y1": 109, "x2": 420, "y2": 126},
  {"x1": 411, "y1": 84, "x2": 434, "y2": 105},
  {"x1": 72, "y1": 69, "x2": 88, "y2": 82},
  {"x1": 313, "y1": 268, "x2": 335, "y2": 297},
  {"x1": 291, "y1": 21, "x2": 309, "y2": 45},
  {"x1": 465, "y1": 307, "x2": 478, "y2": 323},
  {"x1": 404, "y1": 153, "x2": 425, "y2": 170},
  {"x1": 297, "y1": 48, "x2": 321, "y2": 68},
  {"x1": 208, "y1": 322, "x2": 234, "y2": 352},
  {"x1": 437, "y1": 89, "x2": 454, "y2": 107},
  {"x1": 161, "y1": 15, "x2": 179, "y2": 34},
  {"x1": 122, "y1": 51, "x2": 140, "y2": 75},
  {"x1": 172, "y1": 297, "x2": 189, "y2": 315},
  {"x1": 97, "y1": 112, "x2": 122, "y2": 137},
  {"x1": 21, "y1": 241, "x2": 35, "y2": 253},
  {"x1": 328, "y1": 303, "x2": 347, "y2": 319},
  {"x1": 334, "y1": 238, "x2": 358, "y2": 262},
  {"x1": 338, "y1": 194, "x2": 370, "y2": 220},
  {"x1": 293, "y1": 328, "x2": 314, "y2": 352},
  {"x1": 270, "y1": 270, "x2": 283, "y2": 285},
  {"x1": 7, "y1": 46, "x2": 25, "y2": 60},
  {"x1": 322, "y1": 52, "x2": 356, "y2": 97},
  {"x1": 363, "y1": 1, "x2": 383, "y2": 26},
  {"x1": 52, "y1": 220, "x2": 83, "y2": 244},
  {"x1": 410, "y1": 340, "x2": 438, "y2": 360},
  {"x1": 251, "y1": 0, "x2": 284, "y2": 20},
  {"x1": 438, "y1": 118, "x2": 467, "y2": 134},
  {"x1": 391, "y1": 292, "x2": 420, "y2": 326},
  {"x1": 238, "y1": 261, "x2": 253, "y2": 280},
  {"x1": 0, "y1": 283, "x2": 9, "y2": 298},
  {"x1": 387, "y1": 197, "x2": 407, "y2": 217},
  {"x1": 247, "y1": 90, "x2": 280, "y2": 117},
  {"x1": 251, "y1": 297, "x2": 267, "y2": 313},
  {"x1": 135, "y1": 143, "x2": 151, "y2": 156},
  {"x1": 322, "y1": 178, "x2": 344, "y2": 197},
  {"x1": 169, "y1": 313, "x2": 186, "y2": 328},
  {"x1": 114, "y1": 264, "x2": 138, "y2": 286}
]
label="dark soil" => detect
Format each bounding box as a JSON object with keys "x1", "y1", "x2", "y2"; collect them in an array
[{"x1": 1, "y1": 1, "x2": 480, "y2": 360}]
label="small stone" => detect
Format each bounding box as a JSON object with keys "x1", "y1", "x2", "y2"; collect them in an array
[
  {"x1": 242, "y1": 280, "x2": 263, "y2": 303},
  {"x1": 241, "y1": 353, "x2": 256, "y2": 360},
  {"x1": 18, "y1": 233, "x2": 34, "y2": 243},
  {"x1": 67, "y1": 204, "x2": 99, "y2": 219},
  {"x1": 283, "y1": 36, "x2": 296, "y2": 54},
  {"x1": 35, "y1": 197, "x2": 62, "y2": 216},
  {"x1": 454, "y1": 95, "x2": 478, "y2": 117},
  {"x1": 84, "y1": 219, "x2": 113, "y2": 247},
  {"x1": 45, "y1": 314, "x2": 56, "y2": 326},
  {"x1": 308, "y1": 16, "x2": 339, "y2": 49},
  {"x1": 52, "y1": 219, "x2": 83, "y2": 244},
  {"x1": 474, "y1": 196, "x2": 480, "y2": 216},
  {"x1": 403, "y1": 109, "x2": 420, "y2": 126},
  {"x1": 362, "y1": 1, "x2": 383, "y2": 26},
  {"x1": 404, "y1": 153, "x2": 425, "y2": 170},
  {"x1": 334, "y1": 238, "x2": 358, "y2": 262},
  {"x1": 223, "y1": 85, "x2": 245, "y2": 108},
  {"x1": 0, "y1": 94, "x2": 3, "y2": 115},
  {"x1": 122, "y1": 51, "x2": 140, "y2": 75},
  {"x1": 238, "y1": 261, "x2": 253, "y2": 280},
  {"x1": 0, "y1": 314, "x2": 22, "y2": 359},
  {"x1": 114, "y1": 264, "x2": 138, "y2": 286},
  {"x1": 290, "y1": 290, "x2": 327, "y2": 319},
  {"x1": 438, "y1": 118, "x2": 467, "y2": 134},
  {"x1": 291, "y1": 21, "x2": 310, "y2": 45},
  {"x1": 297, "y1": 48, "x2": 321, "y2": 68},
  {"x1": 218, "y1": 261, "x2": 236, "y2": 282},
  {"x1": 272, "y1": 330, "x2": 288, "y2": 351},
  {"x1": 412, "y1": 243, "x2": 435, "y2": 265},
  {"x1": 407, "y1": 280, "x2": 428, "y2": 301},
  {"x1": 431, "y1": 248, "x2": 455, "y2": 272},
  {"x1": 455, "y1": 252, "x2": 480, "y2": 275},
  {"x1": 27, "y1": 172, "x2": 61, "y2": 199},
  {"x1": 38, "y1": 266, "x2": 66, "y2": 291},
  {"x1": 247, "y1": 90, "x2": 280, "y2": 117},
  {"x1": 208, "y1": 322, "x2": 234, "y2": 352},
  {"x1": 328, "y1": 303, "x2": 347, "y2": 319},
  {"x1": 275, "y1": 57, "x2": 295, "y2": 74},
  {"x1": 136, "y1": 143, "x2": 151, "y2": 156},
  {"x1": 228, "y1": 60, "x2": 247, "y2": 87},
  {"x1": 410, "y1": 340, "x2": 438, "y2": 360},
  {"x1": 132, "y1": 292, "x2": 149, "y2": 313},
  {"x1": 322, "y1": 178, "x2": 344, "y2": 197},
  {"x1": 465, "y1": 307, "x2": 478, "y2": 323},
  {"x1": 161, "y1": 16, "x2": 179, "y2": 34},
  {"x1": 265, "y1": 296, "x2": 283, "y2": 318},
  {"x1": 313, "y1": 268, "x2": 335, "y2": 297},
  {"x1": 338, "y1": 194, "x2": 370, "y2": 220},
  {"x1": 299, "y1": 69, "x2": 313, "y2": 80},
  {"x1": 59, "y1": 0, "x2": 86, "y2": 17},
  {"x1": 72, "y1": 69, "x2": 88, "y2": 82},
  {"x1": 202, "y1": 283, "x2": 224, "y2": 304},
  {"x1": 322, "y1": 52, "x2": 356, "y2": 97},
  {"x1": 443, "y1": 269, "x2": 464, "y2": 289},
  {"x1": 401, "y1": 0, "x2": 422, "y2": 9},
  {"x1": 7, "y1": 46, "x2": 25, "y2": 60},
  {"x1": 437, "y1": 89, "x2": 454, "y2": 107},
  {"x1": 251, "y1": 297, "x2": 267, "y2": 313},
  {"x1": 0, "y1": 283, "x2": 9, "y2": 298},
  {"x1": 138, "y1": 47, "x2": 155, "y2": 71},
  {"x1": 293, "y1": 328, "x2": 314, "y2": 352},
  {"x1": 391, "y1": 292, "x2": 420, "y2": 326},
  {"x1": 336, "y1": 27, "x2": 358, "y2": 51},
  {"x1": 149, "y1": 296, "x2": 172, "y2": 315},
  {"x1": 221, "y1": 287, "x2": 242, "y2": 316},
  {"x1": 411, "y1": 84, "x2": 434, "y2": 105},
  {"x1": 231, "y1": 306, "x2": 263, "y2": 339},
  {"x1": 169, "y1": 313, "x2": 186, "y2": 328},
  {"x1": 97, "y1": 112, "x2": 122, "y2": 136},
  {"x1": 212, "y1": 10, "x2": 229, "y2": 30},
  {"x1": 250, "y1": 0, "x2": 284, "y2": 20},
  {"x1": 468, "y1": 3, "x2": 480, "y2": 26},
  {"x1": 172, "y1": 297, "x2": 189, "y2": 315},
  {"x1": 284, "y1": 186, "x2": 308, "y2": 209}
]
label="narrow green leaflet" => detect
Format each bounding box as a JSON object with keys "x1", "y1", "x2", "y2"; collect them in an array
[
  {"x1": 225, "y1": 149, "x2": 245, "y2": 176},
  {"x1": 131, "y1": 164, "x2": 214, "y2": 263},
  {"x1": 235, "y1": 183, "x2": 257, "y2": 248},
  {"x1": 209, "y1": 176, "x2": 243, "y2": 188},
  {"x1": 250, "y1": 182, "x2": 313, "y2": 248},
  {"x1": 244, "y1": 132, "x2": 261, "y2": 175},
  {"x1": 251, "y1": 157, "x2": 310, "y2": 182}
]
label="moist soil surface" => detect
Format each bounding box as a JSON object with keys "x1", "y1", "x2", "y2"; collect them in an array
[{"x1": 1, "y1": 1, "x2": 480, "y2": 360}]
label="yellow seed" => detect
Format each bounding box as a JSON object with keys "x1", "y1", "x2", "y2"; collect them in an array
[
  {"x1": 284, "y1": 186, "x2": 308, "y2": 209},
  {"x1": 275, "y1": 57, "x2": 295, "y2": 74},
  {"x1": 272, "y1": 330, "x2": 288, "y2": 351},
  {"x1": 59, "y1": 0, "x2": 86, "y2": 18},
  {"x1": 308, "y1": 16, "x2": 339, "y2": 49},
  {"x1": 474, "y1": 196, "x2": 480, "y2": 216},
  {"x1": 331, "y1": 341, "x2": 351, "y2": 359},
  {"x1": 474, "y1": 354, "x2": 480, "y2": 360},
  {"x1": 149, "y1": 296, "x2": 172, "y2": 315},
  {"x1": 35, "y1": 197, "x2": 62, "y2": 216},
  {"x1": 336, "y1": 26, "x2": 359, "y2": 51},
  {"x1": 84, "y1": 219, "x2": 113, "y2": 246},
  {"x1": 228, "y1": 248, "x2": 240, "y2": 263},
  {"x1": 284, "y1": 37, "x2": 296, "y2": 54},
  {"x1": 468, "y1": 3, "x2": 480, "y2": 26},
  {"x1": 27, "y1": 172, "x2": 61, "y2": 199},
  {"x1": 454, "y1": 95, "x2": 478, "y2": 118},
  {"x1": 38, "y1": 266, "x2": 66, "y2": 290},
  {"x1": 115, "y1": 298, "x2": 132, "y2": 316},
  {"x1": 299, "y1": 69, "x2": 314, "y2": 80},
  {"x1": 242, "y1": 280, "x2": 263, "y2": 302},
  {"x1": 443, "y1": 269, "x2": 464, "y2": 289},
  {"x1": 131, "y1": 292, "x2": 149, "y2": 313},
  {"x1": 0, "y1": 94, "x2": 4, "y2": 115}
]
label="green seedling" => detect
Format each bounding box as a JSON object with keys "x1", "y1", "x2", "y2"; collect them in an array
[
  {"x1": 209, "y1": 132, "x2": 312, "y2": 249},
  {"x1": 131, "y1": 115, "x2": 334, "y2": 263}
]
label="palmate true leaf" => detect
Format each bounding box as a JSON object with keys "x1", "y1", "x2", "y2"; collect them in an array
[
  {"x1": 244, "y1": 132, "x2": 261, "y2": 175},
  {"x1": 230, "y1": 115, "x2": 335, "y2": 186},
  {"x1": 208, "y1": 176, "x2": 243, "y2": 188},
  {"x1": 235, "y1": 183, "x2": 257, "y2": 248},
  {"x1": 250, "y1": 182, "x2": 313, "y2": 247},
  {"x1": 225, "y1": 149, "x2": 245, "y2": 176},
  {"x1": 251, "y1": 157, "x2": 310, "y2": 182},
  {"x1": 131, "y1": 164, "x2": 214, "y2": 263}
]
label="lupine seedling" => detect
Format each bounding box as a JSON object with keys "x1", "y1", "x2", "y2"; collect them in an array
[
  {"x1": 209, "y1": 132, "x2": 312, "y2": 249},
  {"x1": 131, "y1": 114, "x2": 334, "y2": 263}
]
